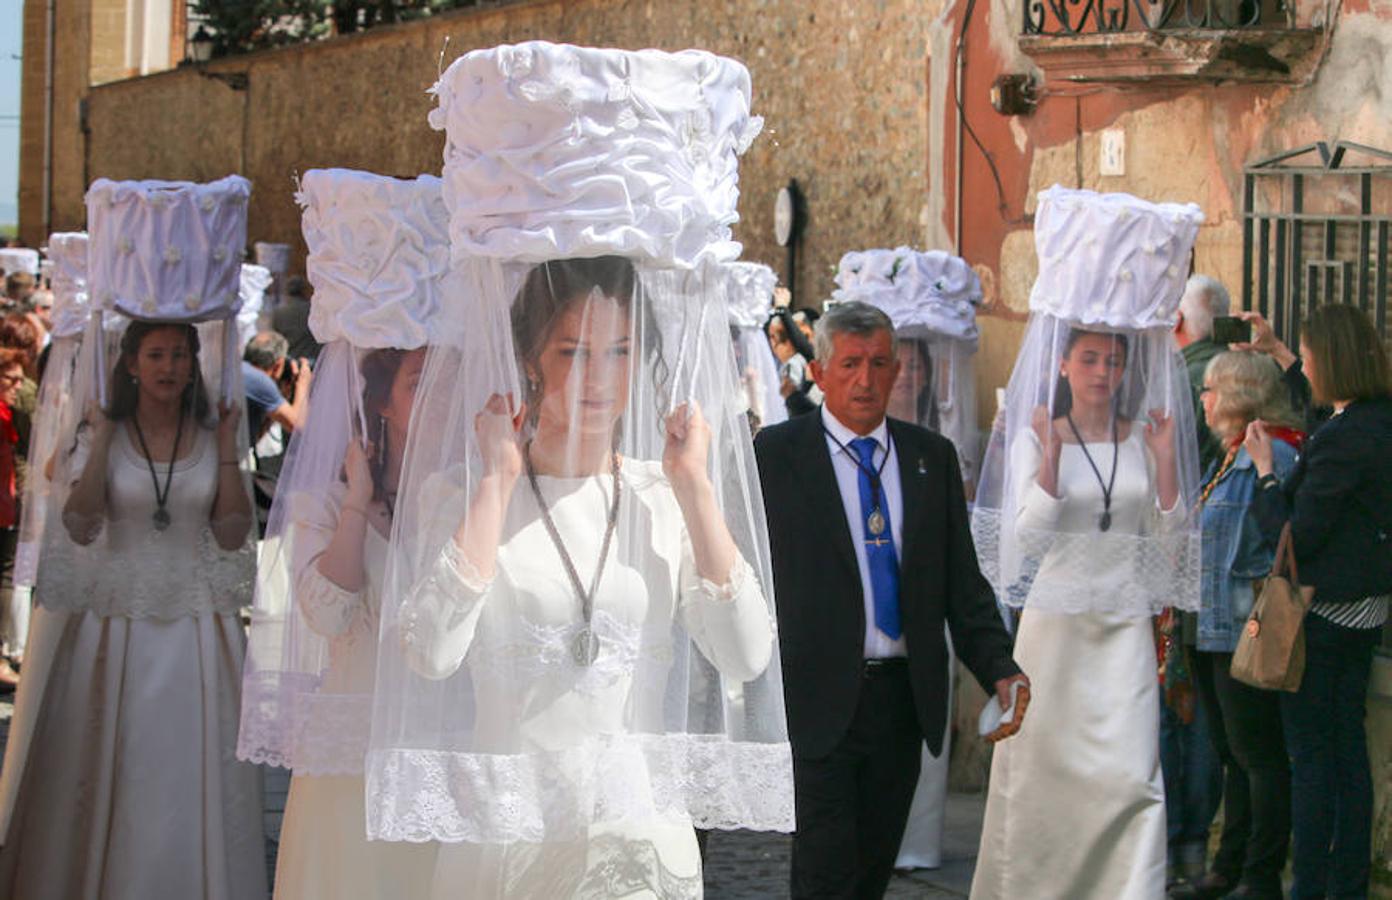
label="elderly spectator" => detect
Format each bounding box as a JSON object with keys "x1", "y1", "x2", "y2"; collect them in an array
[
  {"x1": 4, "y1": 273, "x2": 35, "y2": 309},
  {"x1": 242, "y1": 330, "x2": 312, "y2": 443},
  {"x1": 1175, "y1": 275, "x2": 1231, "y2": 470},
  {"x1": 1243, "y1": 304, "x2": 1392, "y2": 900},
  {"x1": 0, "y1": 349, "x2": 27, "y2": 690},
  {"x1": 271, "y1": 275, "x2": 321, "y2": 363}
]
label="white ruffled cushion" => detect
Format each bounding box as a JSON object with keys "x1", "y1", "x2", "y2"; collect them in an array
[
  {"x1": 298, "y1": 169, "x2": 448, "y2": 350},
  {"x1": 833, "y1": 247, "x2": 981, "y2": 342},
  {"x1": 1029, "y1": 185, "x2": 1203, "y2": 330},
  {"x1": 429, "y1": 41, "x2": 763, "y2": 268},
  {"x1": 237, "y1": 264, "x2": 272, "y2": 350},
  {"x1": 85, "y1": 176, "x2": 250, "y2": 322},
  {"x1": 724, "y1": 261, "x2": 777, "y2": 329},
  {"x1": 0, "y1": 248, "x2": 40, "y2": 276},
  {"x1": 47, "y1": 232, "x2": 90, "y2": 339}
]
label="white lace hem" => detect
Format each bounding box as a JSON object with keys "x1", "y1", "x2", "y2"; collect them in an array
[
  {"x1": 236, "y1": 675, "x2": 370, "y2": 775},
  {"x1": 365, "y1": 734, "x2": 795, "y2": 843}
]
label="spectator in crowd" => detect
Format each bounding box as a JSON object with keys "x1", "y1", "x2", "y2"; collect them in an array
[
  {"x1": 1160, "y1": 273, "x2": 1231, "y2": 893},
  {"x1": 271, "y1": 275, "x2": 322, "y2": 363},
  {"x1": 3, "y1": 273, "x2": 35, "y2": 309},
  {"x1": 1177, "y1": 351, "x2": 1303, "y2": 900},
  {"x1": 0, "y1": 349, "x2": 26, "y2": 691},
  {"x1": 1243, "y1": 303, "x2": 1392, "y2": 900},
  {"x1": 766, "y1": 301, "x2": 822, "y2": 418},
  {"x1": 242, "y1": 330, "x2": 312, "y2": 445}
]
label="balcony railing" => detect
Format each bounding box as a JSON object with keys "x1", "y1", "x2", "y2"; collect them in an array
[{"x1": 1023, "y1": 0, "x2": 1289, "y2": 36}]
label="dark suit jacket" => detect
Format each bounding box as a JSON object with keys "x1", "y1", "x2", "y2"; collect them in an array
[{"x1": 755, "y1": 409, "x2": 1020, "y2": 760}]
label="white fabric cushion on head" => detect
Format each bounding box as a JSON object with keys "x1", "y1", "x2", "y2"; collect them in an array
[
  {"x1": 724, "y1": 261, "x2": 777, "y2": 329},
  {"x1": 1029, "y1": 185, "x2": 1203, "y2": 330},
  {"x1": 237, "y1": 264, "x2": 273, "y2": 351},
  {"x1": 85, "y1": 175, "x2": 250, "y2": 322},
  {"x1": 0, "y1": 248, "x2": 41, "y2": 276},
  {"x1": 298, "y1": 169, "x2": 448, "y2": 351},
  {"x1": 47, "y1": 233, "x2": 90, "y2": 339},
  {"x1": 430, "y1": 41, "x2": 763, "y2": 268},
  {"x1": 833, "y1": 247, "x2": 981, "y2": 343}
]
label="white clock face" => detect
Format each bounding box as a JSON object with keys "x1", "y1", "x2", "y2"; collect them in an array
[{"x1": 774, "y1": 187, "x2": 794, "y2": 247}]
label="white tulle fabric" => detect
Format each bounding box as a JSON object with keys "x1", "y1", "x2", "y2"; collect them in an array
[
  {"x1": 367, "y1": 257, "x2": 795, "y2": 854},
  {"x1": 46, "y1": 232, "x2": 90, "y2": 339},
  {"x1": 1029, "y1": 185, "x2": 1202, "y2": 331},
  {"x1": 971, "y1": 188, "x2": 1203, "y2": 619},
  {"x1": 240, "y1": 167, "x2": 451, "y2": 778},
  {"x1": 724, "y1": 262, "x2": 783, "y2": 428},
  {"x1": 34, "y1": 316, "x2": 257, "y2": 619},
  {"x1": 85, "y1": 176, "x2": 249, "y2": 322},
  {"x1": 428, "y1": 42, "x2": 763, "y2": 268},
  {"x1": 833, "y1": 247, "x2": 981, "y2": 343},
  {"x1": 0, "y1": 248, "x2": 39, "y2": 276},
  {"x1": 299, "y1": 170, "x2": 449, "y2": 350}
]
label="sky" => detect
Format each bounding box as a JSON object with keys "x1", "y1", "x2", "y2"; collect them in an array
[{"x1": 1, "y1": 0, "x2": 22, "y2": 229}]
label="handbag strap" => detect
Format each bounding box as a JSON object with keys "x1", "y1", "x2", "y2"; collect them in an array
[{"x1": 1269, "y1": 521, "x2": 1310, "y2": 605}]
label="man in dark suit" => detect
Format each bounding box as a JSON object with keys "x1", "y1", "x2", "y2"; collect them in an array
[{"x1": 755, "y1": 301, "x2": 1030, "y2": 899}]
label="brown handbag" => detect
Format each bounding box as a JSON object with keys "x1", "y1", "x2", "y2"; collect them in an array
[{"x1": 1230, "y1": 523, "x2": 1315, "y2": 692}]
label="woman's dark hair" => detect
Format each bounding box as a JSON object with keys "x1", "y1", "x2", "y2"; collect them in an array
[
  {"x1": 1300, "y1": 304, "x2": 1392, "y2": 404},
  {"x1": 1051, "y1": 328, "x2": 1131, "y2": 418},
  {"x1": 901, "y1": 339, "x2": 938, "y2": 430},
  {"x1": 0, "y1": 313, "x2": 41, "y2": 378},
  {"x1": 106, "y1": 321, "x2": 212, "y2": 423},
  {"x1": 360, "y1": 348, "x2": 410, "y2": 504},
  {"x1": 511, "y1": 256, "x2": 668, "y2": 428}
]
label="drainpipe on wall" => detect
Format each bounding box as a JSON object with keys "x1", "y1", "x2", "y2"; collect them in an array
[
  {"x1": 954, "y1": 10, "x2": 966, "y2": 255},
  {"x1": 41, "y1": 0, "x2": 56, "y2": 237}
]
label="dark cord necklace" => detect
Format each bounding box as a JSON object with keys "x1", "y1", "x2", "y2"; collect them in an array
[
  {"x1": 823, "y1": 427, "x2": 894, "y2": 536},
  {"x1": 524, "y1": 441, "x2": 622, "y2": 667},
  {"x1": 1064, "y1": 412, "x2": 1119, "y2": 532},
  {"x1": 129, "y1": 403, "x2": 186, "y2": 532}
]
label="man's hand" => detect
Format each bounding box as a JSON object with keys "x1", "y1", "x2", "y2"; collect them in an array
[{"x1": 985, "y1": 674, "x2": 1031, "y2": 744}]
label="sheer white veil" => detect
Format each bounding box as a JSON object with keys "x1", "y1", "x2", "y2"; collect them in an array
[
  {"x1": 971, "y1": 186, "x2": 1204, "y2": 618},
  {"x1": 366, "y1": 42, "x2": 794, "y2": 849},
  {"x1": 237, "y1": 169, "x2": 449, "y2": 774},
  {"x1": 723, "y1": 261, "x2": 783, "y2": 430}
]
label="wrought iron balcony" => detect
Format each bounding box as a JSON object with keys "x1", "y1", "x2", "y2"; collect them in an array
[{"x1": 1022, "y1": 0, "x2": 1288, "y2": 37}]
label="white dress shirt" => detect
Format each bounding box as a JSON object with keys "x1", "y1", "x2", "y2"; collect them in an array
[{"x1": 821, "y1": 407, "x2": 907, "y2": 659}]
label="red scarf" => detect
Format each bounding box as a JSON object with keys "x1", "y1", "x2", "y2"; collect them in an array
[
  {"x1": 0, "y1": 402, "x2": 16, "y2": 529},
  {"x1": 0, "y1": 402, "x2": 15, "y2": 447},
  {"x1": 1227, "y1": 424, "x2": 1305, "y2": 453}
]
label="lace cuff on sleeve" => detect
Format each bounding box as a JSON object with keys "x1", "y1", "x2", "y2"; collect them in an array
[
  {"x1": 400, "y1": 538, "x2": 493, "y2": 681},
  {"x1": 297, "y1": 567, "x2": 366, "y2": 638},
  {"x1": 679, "y1": 550, "x2": 774, "y2": 683}
]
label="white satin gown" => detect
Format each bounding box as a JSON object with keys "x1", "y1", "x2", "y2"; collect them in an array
[
  {"x1": 971, "y1": 431, "x2": 1170, "y2": 900},
  {"x1": 0, "y1": 426, "x2": 266, "y2": 900},
  {"x1": 271, "y1": 485, "x2": 438, "y2": 899},
  {"x1": 400, "y1": 460, "x2": 776, "y2": 899}
]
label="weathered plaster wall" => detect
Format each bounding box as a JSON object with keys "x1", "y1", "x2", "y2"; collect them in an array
[{"x1": 80, "y1": 0, "x2": 942, "y2": 307}]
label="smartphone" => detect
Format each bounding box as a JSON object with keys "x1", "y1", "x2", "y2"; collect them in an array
[{"x1": 1211, "y1": 316, "x2": 1252, "y2": 345}]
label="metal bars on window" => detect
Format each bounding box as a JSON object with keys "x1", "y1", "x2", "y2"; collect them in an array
[
  {"x1": 1022, "y1": 0, "x2": 1281, "y2": 35},
  {"x1": 1242, "y1": 141, "x2": 1392, "y2": 348}
]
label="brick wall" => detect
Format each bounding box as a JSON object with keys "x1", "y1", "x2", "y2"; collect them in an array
[{"x1": 77, "y1": 0, "x2": 941, "y2": 306}]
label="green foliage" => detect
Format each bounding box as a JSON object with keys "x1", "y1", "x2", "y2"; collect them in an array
[{"x1": 191, "y1": 0, "x2": 486, "y2": 56}]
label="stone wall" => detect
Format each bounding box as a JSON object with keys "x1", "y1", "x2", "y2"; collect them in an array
[{"x1": 76, "y1": 0, "x2": 942, "y2": 307}]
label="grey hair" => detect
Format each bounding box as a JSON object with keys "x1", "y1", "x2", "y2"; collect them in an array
[
  {"x1": 244, "y1": 330, "x2": 289, "y2": 370},
  {"x1": 1179, "y1": 274, "x2": 1231, "y2": 341},
  {"x1": 813, "y1": 301, "x2": 897, "y2": 361}
]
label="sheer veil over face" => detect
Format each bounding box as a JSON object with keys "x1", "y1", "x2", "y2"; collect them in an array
[{"x1": 971, "y1": 187, "x2": 1204, "y2": 620}]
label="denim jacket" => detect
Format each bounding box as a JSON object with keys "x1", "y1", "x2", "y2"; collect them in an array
[{"x1": 1198, "y1": 440, "x2": 1299, "y2": 652}]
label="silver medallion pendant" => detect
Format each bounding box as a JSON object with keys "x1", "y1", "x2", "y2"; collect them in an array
[
  {"x1": 1099, "y1": 511, "x2": 1112, "y2": 533},
  {"x1": 867, "y1": 509, "x2": 886, "y2": 537},
  {"x1": 153, "y1": 507, "x2": 172, "y2": 531},
  {"x1": 572, "y1": 627, "x2": 600, "y2": 667}
]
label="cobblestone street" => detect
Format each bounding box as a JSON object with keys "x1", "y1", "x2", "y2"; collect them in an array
[{"x1": 4, "y1": 695, "x2": 977, "y2": 897}]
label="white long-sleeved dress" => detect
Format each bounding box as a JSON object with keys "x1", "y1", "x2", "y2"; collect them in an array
[
  {"x1": 971, "y1": 429, "x2": 1174, "y2": 900},
  {"x1": 394, "y1": 459, "x2": 776, "y2": 899},
  {"x1": 0, "y1": 426, "x2": 266, "y2": 900},
  {"x1": 271, "y1": 484, "x2": 438, "y2": 899}
]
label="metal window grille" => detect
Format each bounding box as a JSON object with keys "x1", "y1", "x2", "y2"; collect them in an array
[
  {"x1": 1242, "y1": 141, "x2": 1392, "y2": 349},
  {"x1": 1023, "y1": 0, "x2": 1288, "y2": 35}
]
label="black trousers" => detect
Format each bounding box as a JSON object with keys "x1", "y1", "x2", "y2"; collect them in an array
[
  {"x1": 790, "y1": 660, "x2": 923, "y2": 900},
  {"x1": 1191, "y1": 650, "x2": 1290, "y2": 896}
]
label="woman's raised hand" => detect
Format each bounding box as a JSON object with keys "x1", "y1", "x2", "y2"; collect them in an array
[
  {"x1": 476, "y1": 393, "x2": 525, "y2": 480},
  {"x1": 663, "y1": 401, "x2": 712, "y2": 492},
  {"x1": 343, "y1": 438, "x2": 374, "y2": 506},
  {"x1": 216, "y1": 400, "x2": 242, "y2": 460},
  {"x1": 1243, "y1": 419, "x2": 1274, "y2": 477},
  {"x1": 1143, "y1": 407, "x2": 1176, "y2": 457}
]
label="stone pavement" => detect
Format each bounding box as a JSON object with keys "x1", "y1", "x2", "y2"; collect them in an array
[{"x1": 3, "y1": 694, "x2": 980, "y2": 897}]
